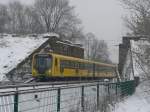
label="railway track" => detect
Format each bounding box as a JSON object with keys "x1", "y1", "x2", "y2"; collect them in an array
[{"x1": 0, "y1": 80, "x2": 108, "y2": 93}]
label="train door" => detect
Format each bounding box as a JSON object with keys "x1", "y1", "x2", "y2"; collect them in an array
[{"x1": 54, "y1": 57, "x2": 59, "y2": 76}]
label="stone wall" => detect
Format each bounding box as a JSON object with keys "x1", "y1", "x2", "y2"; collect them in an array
[{"x1": 118, "y1": 36, "x2": 143, "y2": 79}]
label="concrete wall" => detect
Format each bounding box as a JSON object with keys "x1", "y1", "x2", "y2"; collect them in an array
[{"x1": 118, "y1": 36, "x2": 143, "y2": 79}]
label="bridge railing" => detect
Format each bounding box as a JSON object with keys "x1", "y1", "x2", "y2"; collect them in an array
[{"x1": 0, "y1": 80, "x2": 135, "y2": 112}]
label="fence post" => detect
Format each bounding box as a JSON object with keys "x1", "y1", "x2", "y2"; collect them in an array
[
  {"x1": 81, "y1": 86, "x2": 84, "y2": 112},
  {"x1": 57, "y1": 88, "x2": 61, "y2": 112},
  {"x1": 115, "y1": 83, "x2": 118, "y2": 102},
  {"x1": 108, "y1": 84, "x2": 110, "y2": 102},
  {"x1": 133, "y1": 80, "x2": 136, "y2": 93},
  {"x1": 14, "y1": 92, "x2": 18, "y2": 112},
  {"x1": 97, "y1": 84, "x2": 100, "y2": 110},
  {"x1": 108, "y1": 84, "x2": 110, "y2": 94},
  {"x1": 116, "y1": 83, "x2": 118, "y2": 96}
]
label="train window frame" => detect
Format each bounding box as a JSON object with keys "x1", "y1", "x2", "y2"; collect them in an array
[
  {"x1": 82, "y1": 63, "x2": 85, "y2": 69},
  {"x1": 34, "y1": 54, "x2": 52, "y2": 70},
  {"x1": 75, "y1": 62, "x2": 79, "y2": 69},
  {"x1": 69, "y1": 61, "x2": 71, "y2": 68}
]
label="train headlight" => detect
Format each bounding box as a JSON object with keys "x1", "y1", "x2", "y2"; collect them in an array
[
  {"x1": 48, "y1": 70, "x2": 51, "y2": 73},
  {"x1": 32, "y1": 69, "x2": 37, "y2": 76}
]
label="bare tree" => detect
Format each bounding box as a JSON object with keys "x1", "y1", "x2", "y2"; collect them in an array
[
  {"x1": 7, "y1": 1, "x2": 26, "y2": 34},
  {"x1": 0, "y1": 4, "x2": 9, "y2": 33},
  {"x1": 120, "y1": 0, "x2": 150, "y2": 80},
  {"x1": 24, "y1": 6, "x2": 45, "y2": 34},
  {"x1": 121, "y1": 0, "x2": 150, "y2": 36},
  {"x1": 58, "y1": 25, "x2": 84, "y2": 42},
  {"x1": 0, "y1": 0, "x2": 83, "y2": 41},
  {"x1": 34, "y1": 0, "x2": 76, "y2": 32},
  {"x1": 84, "y1": 33, "x2": 111, "y2": 63}
]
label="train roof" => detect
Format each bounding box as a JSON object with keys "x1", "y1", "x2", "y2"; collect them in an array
[{"x1": 49, "y1": 53, "x2": 116, "y2": 68}]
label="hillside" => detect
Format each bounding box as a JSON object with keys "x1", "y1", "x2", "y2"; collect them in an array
[{"x1": 0, "y1": 34, "x2": 48, "y2": 81}]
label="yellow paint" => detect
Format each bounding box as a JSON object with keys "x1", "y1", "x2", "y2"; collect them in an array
[{"x1": 32, "y1": 53, "x2": 117, "y2": 79}]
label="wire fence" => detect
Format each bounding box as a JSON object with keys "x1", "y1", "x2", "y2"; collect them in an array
[{"x1": 0, "y1": 80, "x2": 135, "y2": 112}]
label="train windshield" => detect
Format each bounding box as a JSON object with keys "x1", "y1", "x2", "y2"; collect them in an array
[{"x1": 35, "y1": 54, "x2": 52, "y2": 73}]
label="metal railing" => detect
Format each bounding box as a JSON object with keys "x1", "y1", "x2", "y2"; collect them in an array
[{"x1": 0, "y1": 80, "x2": 135, "y2": 112}]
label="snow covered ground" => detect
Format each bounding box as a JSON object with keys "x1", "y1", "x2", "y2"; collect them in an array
[
  {"x1": 111, "y1": 80, "x2": 150, "y2": 112},
  {"x1": 0, "y1": 83, "x2": 107, "y2": 112},
  {"x1": 0, "y1": 34, "x2": 49, "y2": 81},
  {"x1": 110, "y1": 39, "x2": 150, "y2": 112}
]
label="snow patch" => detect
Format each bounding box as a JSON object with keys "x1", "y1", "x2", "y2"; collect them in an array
[
  {"x1": 0, "y1": 35, "x2": 48, "y2": 81},
  {"x1": 111, "y1": 81, "x2": 150, "y2": 112},
  {"x1": 41, "y1": 32, "x2": 59, "y2": 38}
]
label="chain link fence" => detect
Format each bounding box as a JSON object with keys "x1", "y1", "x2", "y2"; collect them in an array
[{"x1": 0, "y1": 80, "x2": 135, "y2": 112}]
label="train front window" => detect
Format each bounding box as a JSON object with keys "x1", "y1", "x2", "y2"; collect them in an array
[{"x1": 35, "y1": 54, "x2": 52, "y2": 73}]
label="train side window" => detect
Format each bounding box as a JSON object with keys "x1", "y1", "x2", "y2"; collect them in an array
[
  {"x1": 71, "y1": 61, "x2": 75, "y2": 68},
  {"x1": 87, "y1": 63, "x2": 90, "y2": 70},
  {"x1": 90, "y1": 64, "x2": 93, "y2": 71},
  {"x1": 80, "y1": 62, "x2": 82, "y2": 69},
  {"x1": 76, "y1": 62, "x2": 78, "y2": 68},
  {"x1": 79, "y1": 62, "x2": 81, "y2": 69},
  {"x1": 95, "y1": 65, "x2": 98, "y2": 71},
  {"x1": 64, "y1": 60, "x2": 69, "y2": 68},
  {"x1": 71, "y1": 61, "x2": 74, "y2": 68},
  {"x1": 74, "y1": 62, "x2": 76, "y2": 68},
  {"x1": 85, "y1": 63, "x2": 88, "y2": 69},
  {"x1": 73, "y1": 61, "x2": 75, "y2": 68},
  {"x1": 63, "y1": 60, "x2": 66, "y2": 67},
  {"x1": 67, "y1": 61, "x2": 70, "y2": 68},
  {"x1": 71, "y1": 61, "x2": 73, "y2": 68},
  {"x1": 55, "y1": 58, "x2": 58, "y2": 66},
  {"x1": 101, "y1": 66, "x2": 106, "y2": 71},
  {"x1": 82, "y1": 63, "x2": 85, "y2": 69},
  {"x1": 79, "y1": 62, "x2": 83, "y2": 69},
  {"x1": 77, "y1": 62, "x2": 79, "y2": 68}
]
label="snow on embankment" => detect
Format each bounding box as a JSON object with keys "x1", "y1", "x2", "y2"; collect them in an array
[
  {"x1": 0, "y1": 35, "x2": 48, "y2": 81},
  {"x1": 130, "y1": 40, "x2": 150, "y2": 78},
  {"x1": 111, "y1": 81, "x2": 150, "y2": 112},
  {"x1": 111, "y1": 39, "x2": 150, "y2": 112}
]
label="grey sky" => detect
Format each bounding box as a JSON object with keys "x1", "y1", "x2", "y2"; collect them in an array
[
  {"x1": 0, "y1": 0, "x2": 127, "y2": 63},
  {"x1": 0, "y1": 0, "x2": 34, "y2": 4},
  {"x1": 70, "y1": 0, "x2": 127, "y2": 63}
]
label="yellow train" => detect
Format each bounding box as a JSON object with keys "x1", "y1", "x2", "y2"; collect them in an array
[{"x1": 32, "y1": 53, "x2": 117, "y2": 80}]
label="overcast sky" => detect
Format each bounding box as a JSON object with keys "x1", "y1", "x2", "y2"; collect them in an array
[
  {"x1": 70, "y1": 0, "x2": 127, "y2": 63},
  {"x1": 0, "y1": 0, "x2": 128, "y2": 63}
]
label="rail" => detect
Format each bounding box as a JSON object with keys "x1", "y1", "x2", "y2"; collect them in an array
[
  {"x1": 0, "y1": 80, "x2": 135, "y2": 112},
  {"x1": 0, "y1": 80, "x2": 103, "y2": 89}
]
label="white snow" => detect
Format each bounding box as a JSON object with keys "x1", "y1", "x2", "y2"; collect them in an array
[
  {"x1": 0, "y1": 35, "x2": 48, "y2": 81},
  {"x1": 111, "y1": 81, "x2": 150, "y2": 112},
  {"x1": 130, "y1": 39, "x2": 150, "y2": 79},
  {"x1": 41, "y1": 32, "x2": 59, "y2": 38},
  {"x1": 0, "y1": 83, "x2": 106, "y2": 112},
  {"x1": 121, "y1": 39, "x2": 150, "y2": 80},
  {"x1": 111, "y1": 39, "x2": 150, "y2": 112}
]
